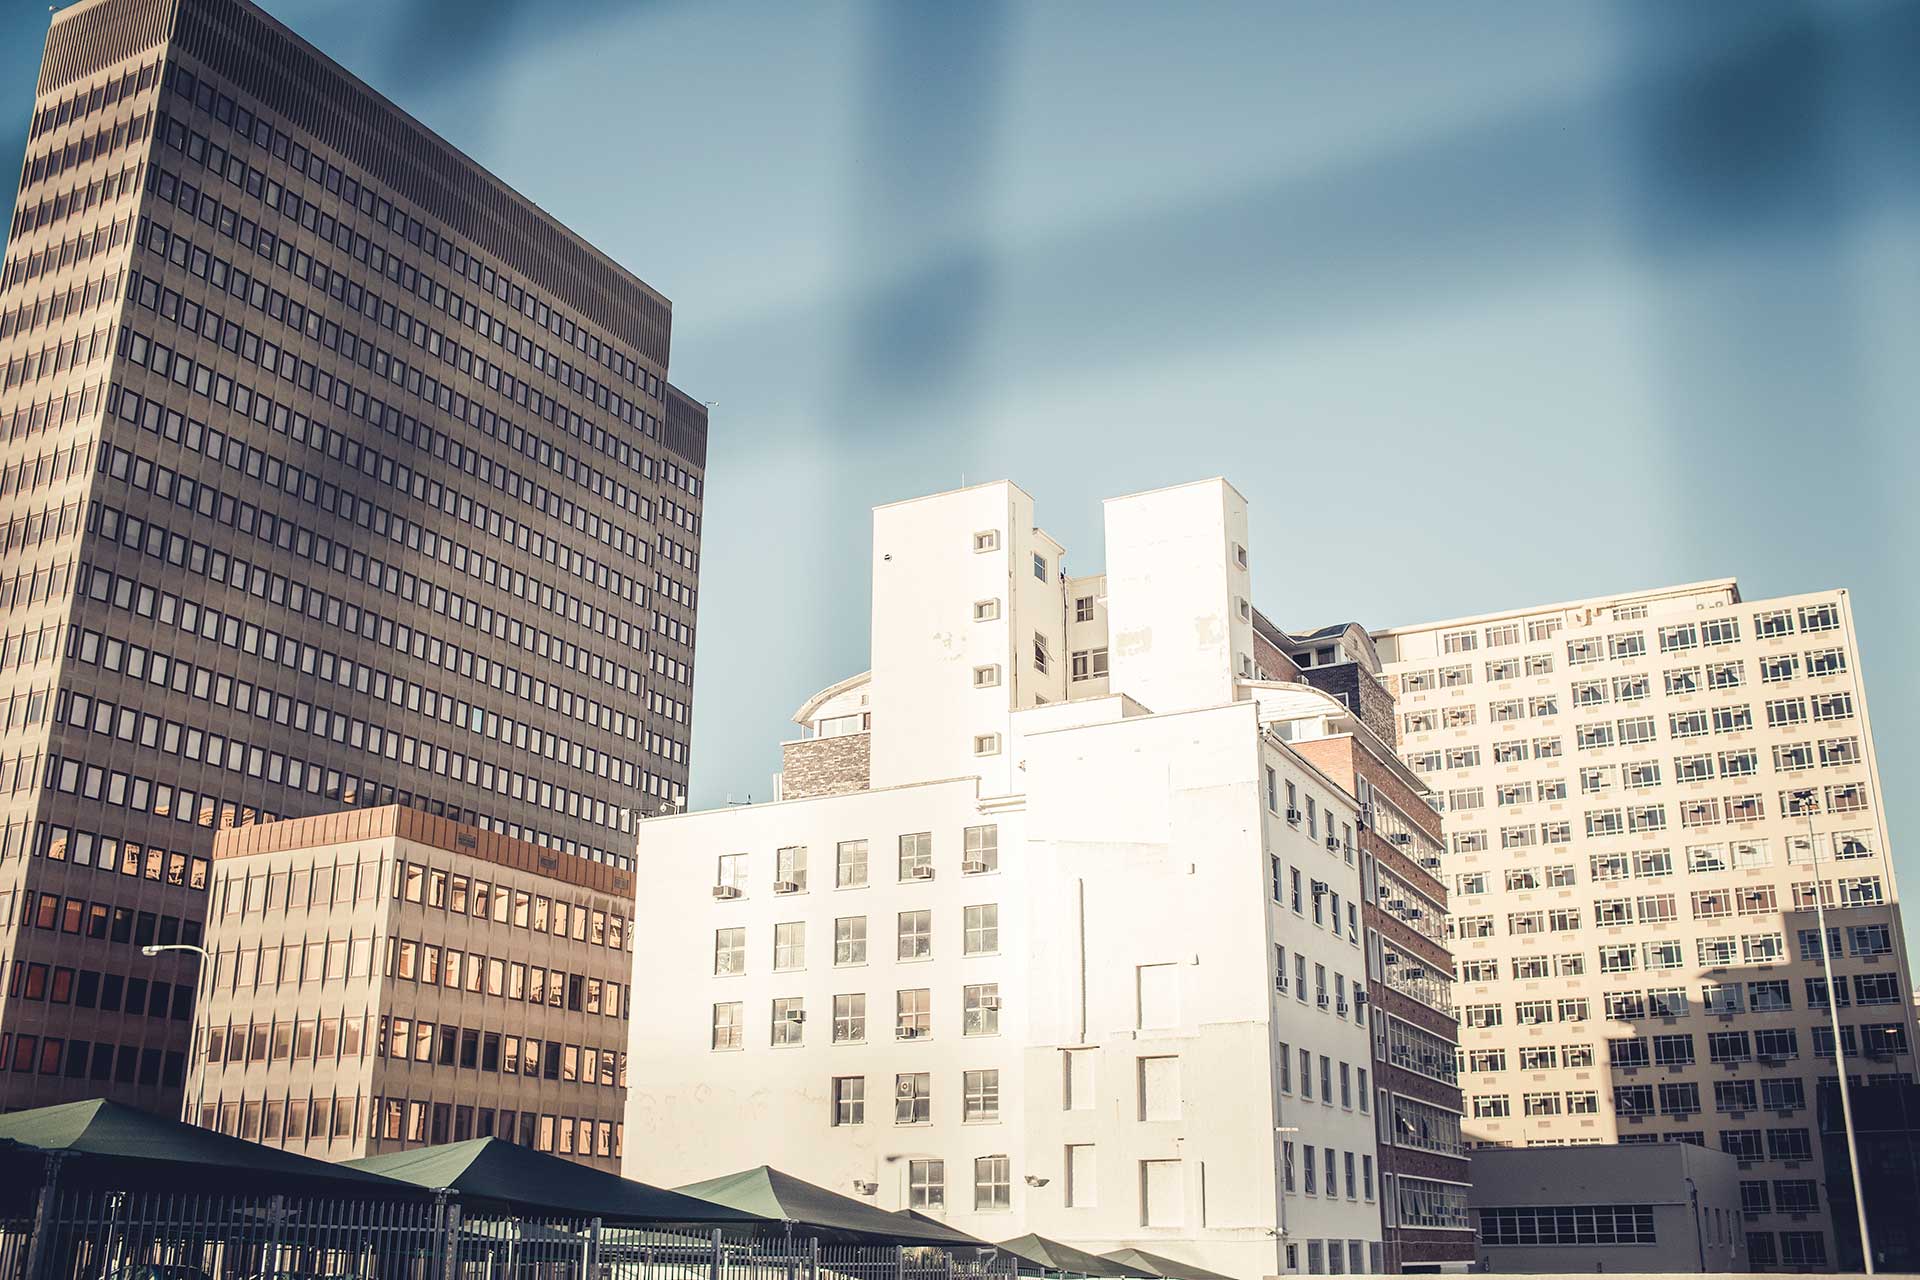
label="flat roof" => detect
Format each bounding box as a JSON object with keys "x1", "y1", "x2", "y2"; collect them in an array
[
  {"x1": 1372, "y1": 577, "x2": 1742, "y2": 639},
  {"x1": 210, "y1": 805, "x2": 634, "y2": 898}
]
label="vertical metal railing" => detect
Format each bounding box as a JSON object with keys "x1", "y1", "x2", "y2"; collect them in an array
[{"x1": 0, "y1": 1188, "x2": 1018, "y2": 1280}]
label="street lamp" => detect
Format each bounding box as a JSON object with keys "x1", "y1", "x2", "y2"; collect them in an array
[
  {"x1": 1794, "y1": 789, "x2": 1875, "y2": 1274},
  {"x1": 140, "y1": 943, "x2": 211, "y2": 1131}
]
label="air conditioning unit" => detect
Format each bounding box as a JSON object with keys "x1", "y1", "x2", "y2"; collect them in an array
[
  {"x1": 1354, "y1": 990, "x2": 1368, "y2": 1006},
  {"x1": 911, "y1": 866, "x2": 935, "y2": 880},
  {"x1": 1336, "y1": 1002, "x2": 1349, "y2": 1017},
  {"x1": 1311, "y1": 879, "x2": 1328, "y2": 897},
  {"x1": 1276, "y1": 978, "x2": 1290, "y2": 994},
  {"x1": 962, "y1": 859, "x2": 989, "y2": 874},
  {"x1": 1317, "y1": 993, "x2": 1330, "y2": 1008},
  {"x1": 1404, "y1": 967, "x2": 1427, "y2": 980},
  {"x1": 773, "y1": 880, "x2": 802, "y2": 895},
  {"x1": 1390, "y1": 832, "x2": 1411, "y2": 846},
  {"x1": 1326, "y1": 835, "x2": 1339, "y2": 851},
  {"x1": 979, "y1": 996, "x2": 1001, "y2": 1010},
  {"x1": 1285, "y1": 807, "x2": 1303, "y2": 824},
  {"x1": 895, "y1": 1025, "x2": 924, "y2": 1040},
  {"x1": 785, "y1": 1009, "x2": 806, "y2": 1023},
  {"x1": 711, "y1": 885, "x2": 741, "y2": 900}
]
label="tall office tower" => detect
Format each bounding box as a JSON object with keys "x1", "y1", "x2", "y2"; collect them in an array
[
  {"x1": 0, "y1": 0, "x2": 706, "y2": 1114},
  {"x1": 1375, "y1": 580, "x2": 1917, "y2": 1273},
  {"x1": 630, "y1": 480, "x2": 1413, "y2": 1280},
  {"x1": 1254, "y1": 619, "x2": 1475, "y2": 1273}
]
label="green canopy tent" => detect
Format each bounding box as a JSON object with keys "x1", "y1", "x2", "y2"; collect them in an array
[
  {"x1": 0, "y1": 1098, "x2": 420, "y2": 1199},
  {"x1": 1098, "y1": 1249, "x2": 1237, "y2": 1280},
  {"x1": 348, "y1": 1138, "x2": 765, "y2": 1225},
  {"x1": 676, "y1": 1167, "x2": 984, "y2": 1247},
  {"x1": 995, "y1": 1234, "x2": 1136, "y2": 1278}
]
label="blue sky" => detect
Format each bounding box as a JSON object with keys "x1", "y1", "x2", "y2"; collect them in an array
[{"x1": 5, "y1": 3, "x2": 1916, "y2": 886}]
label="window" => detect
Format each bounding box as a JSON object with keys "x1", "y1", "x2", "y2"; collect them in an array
[
  {"x1": 964, "y1": 984, "x2": 1000, "y2": 1036},
  {"x1": 715, "y1": 853, "x2": 747, "y2": 893},
  {"x1": 965, "y1": 1069, "x2": 1001, "y2": 1122},
  {"x1": 973, "y1": 665, "x2": 1001, "y2": 688},
  {"x1": 1064, "y1": 1049, "x2": 1095, "y2": 1110},
  {"x1": 773, "y1": 922, "x2": 805, "y2": 970},
  {"x1": 898, "y1": 832, "x2": 932, "y2": 880},
  {"x1": 711, "y1": 1002, "x2": 743, "y2": 1051},
  {"x1": 973, "y1": 530, "x2": 999, "y2": 552},
  {"x1": 714, "y1": 928, "x2": 745, "y2": 976},
  {"x1": 1071, "y1": 648, "x2": 1110, "y2": 681},
  {"x1": 775, "y1": 846, "x2": 807, "y2": 891},
  {"x1": 896, "y1": 1073, "x2": 932, "y2": 1124},
  {"x1": 963, "y1": 904, "x2": 999, "y2": 954},
  {"x1": 973, "y1": 599, "x2": 1000, "y2": 622},
  {"x1": 836, "y1": 840, "x2": 868, "y2": 888},
  {"x1": 1032, "y1": 633, "x2": 1050, "y2": 674},
  {"x1": 973, "y1": 733, "x2": 1001, "y2": 756},
  {"x1": 834, "y1": 916, "x2": 868, "y2": 965},
  {"x1": 897, "y1": 911, "x2": 932, "y2": 960},
  {"x1": 1032, "y1": 552, "x2": 1048, "y2": 581},
  {"x1": 908, "y1": 1158, "x2": 943, "y2": 1207},
  {"x1": 832, "y1": 1077, "x2": 865, "y2": 1125},
  {"x1": 833, "y1": 993, "x2": 866, "y2": 1043},
  {"x1": 896, "y1": 989, "x2": 931, "y2": 1039},
  {"x1": 772, "y1": 998, "x2": 805, "y2": 1046},
  {"x1": 1477, "y1": 1205, "x2": 1655, "y2": 1247},
  {"x1": 1075, "y1": 595, "x2": 1095, "y2": 623},
  {"x1": 964, "y1": 825, "x2": 999, "y2": 873}
]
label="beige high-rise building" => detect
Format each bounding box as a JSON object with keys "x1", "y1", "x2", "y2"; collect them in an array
[
  {"x1": 1374, "y1": 579, "x2": 1916, "y2": 1272},
  {"x1": 183, "y1": 805, "x2": 635, "y2": 1169}
]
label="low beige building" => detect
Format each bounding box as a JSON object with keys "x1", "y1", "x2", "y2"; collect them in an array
[{"x1": 180, "y1": 806, "x2": 635, "y2": 1168}]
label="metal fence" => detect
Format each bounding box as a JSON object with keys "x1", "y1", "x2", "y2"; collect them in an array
[{"x1": 0, "y1": 1190, "x2": 1020, "y2": 1280}]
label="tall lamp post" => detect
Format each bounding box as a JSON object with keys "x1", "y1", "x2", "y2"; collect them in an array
[
  {"x1": 1795, "y1": 788, "x2": 1875, "y2": 1274},
  {"x1": 141, "y1": 942, "x2": 211, "y2": 1129}
]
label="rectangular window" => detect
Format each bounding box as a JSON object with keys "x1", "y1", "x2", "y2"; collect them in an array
[
  {"x1": 832, "y1": 1077, "x2": 865, "y2": 1126},
  {"x1": 1139, "y1": 1056, "x2": 1182, "y2": 1121}
]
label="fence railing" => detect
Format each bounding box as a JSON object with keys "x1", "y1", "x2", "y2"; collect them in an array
[{"x1": 0, "y1": 1190, "x2": 1020, "y2": 1280}]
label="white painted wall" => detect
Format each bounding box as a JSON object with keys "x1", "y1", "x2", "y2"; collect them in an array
[{"x1": 1103, "y1": 480, "x2": 1255, "y2": 717}]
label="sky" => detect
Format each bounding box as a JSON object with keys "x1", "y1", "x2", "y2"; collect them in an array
[{"x1": 4, "y1": 1, "x2": 1917, "y2": 888}]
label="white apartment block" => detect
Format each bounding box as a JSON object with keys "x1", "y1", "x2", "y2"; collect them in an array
[
  {"x1": 627, "y1": 480, "x2": 1401, "y2": 1279},
  {"x1": 1374, "y1": 579, "x2": 1917, "y2": 1273}
]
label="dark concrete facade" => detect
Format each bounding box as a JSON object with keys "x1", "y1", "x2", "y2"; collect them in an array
[{"x1": 0, "y1": 0, "x2": 704, "y2": 1112}]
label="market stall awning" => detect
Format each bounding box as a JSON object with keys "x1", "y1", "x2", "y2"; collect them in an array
[
  {"x1": 0, "y1": 1098, "x2": 415, "y2": 1195},
  {"x1": 677, "y1": 1167, "x2": 984, "y2": 1246},
  {"x1": 996, "y1": 1234, "x2": 1137, "y2": 1277},
  {"x1": 349, "y1": 1138, "x2": 764, "y2": 1225},
  {"x1": 1099, "y1": 1249, "x2": 1238, "y2": 1280}
]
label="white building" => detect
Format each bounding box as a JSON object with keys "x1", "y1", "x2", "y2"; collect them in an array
[
  {"x1": 1375, "y1": 580, "x2": 1917, "y2": 1273},
  {"x1": 627, "y1": 480, "x2": 1392, "y2": 1278}
]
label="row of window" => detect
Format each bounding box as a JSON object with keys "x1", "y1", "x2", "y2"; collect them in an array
[
  {"x1": 7, "y1": 885, "x2": 204, "y2": 947},
  {"x1": 713, "y1": 828, "x2": 998, "y2": 895},
  {"x1": 713, "y1": 986, "x2": 1003, "y2": 1049},
  {"x1": 1409, "y1": 634, "x2": 1846, "y2": 701},
  {"x1": 1280, "y1": 1142, "x2": 1376, "y2": 1204},
  {"x1": 25, "y1": 57, "x2": 160, "y2": 143},
  {"x1": 1476, "y1": 1204, "x2": 1655, "y2": 1247},
  {"x1": 7, "y1": 959, "x2": 192, "y2": 1023},
  {"x1": 1272, "y1": 943, "x2": 1369, "y2": 1024},
  {"x1": 27, "y1": 824, "x2": 211, "y2": 890},
  {"x1": 0, "y1": 1031, "x2": 184, "y2": 1088},
  {"x1": 1276, "y1": 1042, "x2": 1371, "y2": 1112},
  {"x1": 17, "y1": 93, "x2": 150, "y2": 210},
  {"x1": 193, "y1": 1088, "x2": 622, "y2": 1162},
  {"x1": 1747, "y1": 1230, "x2": 1827, "y2": 1267},
  {"x1": 1442, "y1": 737, "x2": 1864, "y2": 814},
  {"x1": 715, "y1": 907, "x2": 1001, "y2": 974},
  {"x1": 1454, "y1": 834, "x2": 1877, "y2": 882},
  {"x1": 386, "y1": 937, "x2": 627, "y2": 1020},
  {"x1": 1406, "y1": 691, "x2": 1857, "y2": 740}
]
